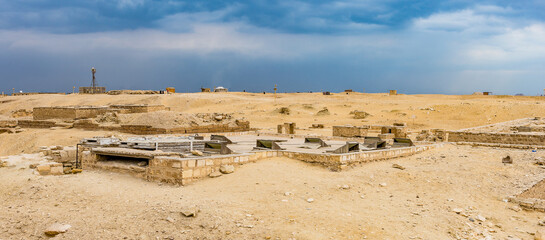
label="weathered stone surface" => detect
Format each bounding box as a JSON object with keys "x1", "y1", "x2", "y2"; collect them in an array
[
  {"x1": 191, "y1": 150, "x2": 203, "y2": 156},
  {"x1": 36, "y1": 164, "x2": 51, "y2": 175},
  {"x1": 219, "y1": 165, "x2": 235, "y2": 174},
  {"x1": 50, "y1": 165, "x2": 64, "y2": 175},
  {"x1": 209, "y1": 171, "x2": 222, "y2": 178},
  {"x1": 44, "y1": 223, "x2": 71, "y2": 236}
]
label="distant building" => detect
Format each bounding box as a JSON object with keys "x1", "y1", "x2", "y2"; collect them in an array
[
  {"x1": 166, "y1": 87, "x2": 175, "y2": 94},
  {"x1": 79, "y1": 87, "x2": 106, "y2": 94},
  {"x1": 389, "y1": 90, "x2": 398, "y2": 95},
  {"x1": 483, "y1": 92, "x2": 492, "y2": 95},
  {"x1": 214, "y1": 86, "x2": 228, "y2": 92},
  {"x1": 201, "y1": 88, "x2": 211, "y2": 92}
]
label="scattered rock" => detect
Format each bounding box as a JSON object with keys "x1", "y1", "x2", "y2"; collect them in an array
[
  {"x1": 44, "y1": 223, "x2": 71, "y2": 236},
  {"x1": 310, "y1": 123, "x2": 325, "y2": 129},
  {"x1": 538, "y1": 218, "x2": 545, "y2": 226},
  {"x1": 392, "y1": 164, "x2": 405, "y2": 170},
  {"x1": 209, "y1": 171, "x2": 222, "y2": 178},
  {"x1": 502, "y1": 155, "x2": 513, "y2": 164},
  {"x1": 214, "y1": 115, "x2": 223, "y2": 121},
  {"x1": 316, "y1": 108, "x2": 330, "y2": 116},
  {"x1": 284, "y1": 192, "x2": 292, "y2": 196},
  {"x1": 166, "y1": 217, "x2": 175, "y2": 223},
  {"x1": 535, "y1": 157, "x2": 545, "y2": 166},
  {"x1": 475, "y1": 215, "x2": 486, "y2": 222},
  {"x1": 181, "y1": 208, "x2": 199, "y2": 217},
  {"x1": 351, "y1": 110, "x2": 370, "y2": 119},
  {"x1": 306, "y1": 198, "x2": 314, "y2": 203},
  {"x1": 277, "y1": 107, "x2": 290, "y2": 115},
  {"x1": 219, "y1": 165, "x2": 235, "y2": 174},
  {"x1": 379, "y1": 183, "x2": 387, "y2": 187},
  {"x1": 191, "y1": 150, "x2": 203, "y2": 156},
  {"x1": 339, "y1": 185, "x2": 350, "y2": 190},
  {"x1": 452, "y1": 208, "x2": 463, "y2": 214},
  {"x1": 137, "y1": 161, "x2": 147, "y2": 167}
]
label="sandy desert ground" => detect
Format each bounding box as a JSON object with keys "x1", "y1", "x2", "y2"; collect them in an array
[{"x1": 1, "y1": 92, "x2": 545, "y2": 239}]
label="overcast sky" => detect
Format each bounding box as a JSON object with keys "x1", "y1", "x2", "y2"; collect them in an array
[{"x1": 1, "y1": 0, "x2": 545, "y2": 95}]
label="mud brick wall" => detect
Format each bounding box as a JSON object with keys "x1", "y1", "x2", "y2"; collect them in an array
[
  {"x1": 446, "y1": 131, "x2": 545, "y2": 145},
  {"x1": 74, "y1": 107, "x2": 110, "y2": 119},
  {"x1": 33, "y1": 107, "x2": 109, "y2": 120},
  {"x1": 33, "y1": 107, "x2": 77, "y2": 120},
  {"x1": 332, "y1": 125, "x2": 370, "y2": 137},
  {"x1": 119, "y1": 121, "x2": 250, "y2": 135},
  {"x1": 381, "y1": 126, "x2": 407, "y2": 138},
  {"x1": 0, "y1": 119, "x2": 17, "y2": 128},
  {"x1": 73, "y1": 119, "x2": 100, "y2": 130},
  {"x1": 120, "y1": 125, "x2": 168, "y2": 134},
  {"x1": 17, "y1": 120, "x2": 57, "y2": 128},
  {"x1": 110, "y1": 105, "x2": 169, "y2": 113}
]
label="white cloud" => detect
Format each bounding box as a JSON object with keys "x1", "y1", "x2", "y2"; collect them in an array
[
  {"x1": 116, "y1": 0, "x2": 145, "y2": 9},
  {"x1": 412, "y1": 9, "x2": 510, "y2": 33},
  {"x1": 0, "y1": 21, "x2": 394, "y2": 60}
]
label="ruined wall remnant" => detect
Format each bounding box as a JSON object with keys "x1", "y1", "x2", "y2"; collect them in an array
[{"x1": 332, "y1": 125, "x2": 370, "y2": 138}]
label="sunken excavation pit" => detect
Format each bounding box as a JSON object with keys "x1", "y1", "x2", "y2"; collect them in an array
[{"x1": 74, "y1": 133, "x2": 439, "y2": 185}]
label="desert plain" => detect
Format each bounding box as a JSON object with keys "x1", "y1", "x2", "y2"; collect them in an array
[{"x1": 1, "y1": 92, "x2": 545, "y2": 240}]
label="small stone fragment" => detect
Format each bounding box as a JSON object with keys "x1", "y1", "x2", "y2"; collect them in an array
[
  {"x1": 191, "y1": 150, "x2": 203, "y2": 156},
  {"x1": 307, "y1": 198, "x2": 314, "y2": 203},
  {"x1": 137, "y1": 161, "x2": 147, "y2": 167},
  {"x1": 502, "y1": 155, "x2": 513, "y2": 164},
  {"x1": 44, "y1": 223, "x2": 71, "y2": 236},
  {"x1": 379, "y1": 183, "x2": 387, "y2": 187},
  {"x1": 340, "y1": 185, "x2": 350, "y2": 190},
  {"x1": 476, "y1": 215, "x2": 486, "y2": 222},
  {"x1": 181, "y1": 208, "x2": 199, "y2": 217},
  {"x1": 209, "y1": 171, "x2": 222, "y2": 178},
  {"x1": 452, "y1": 208, "x2": 463, "y2": 214},
  {"x1": 392, "y1": 164, "x2": 405, "y2": 170},
  {"x1": 166, "y1": 217, "x2": 175, "y2": 223}
]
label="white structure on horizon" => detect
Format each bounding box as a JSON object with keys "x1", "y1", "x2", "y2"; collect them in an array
[{"x1": 214, "y1": 86, "x2": 228, "y2": 92}]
